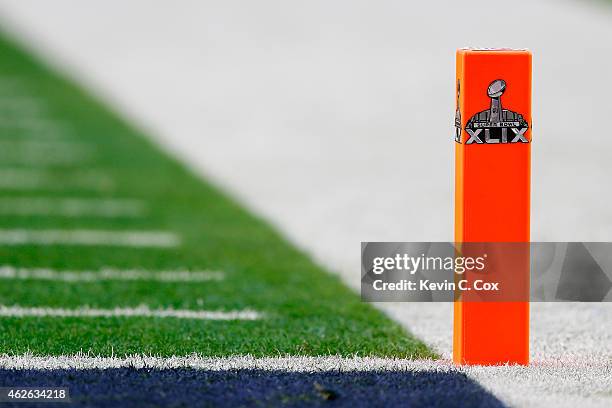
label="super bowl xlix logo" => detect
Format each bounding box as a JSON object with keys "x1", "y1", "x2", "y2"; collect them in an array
[{"x1": 455, "y1": 79, "x2": 529, "y2": 144}]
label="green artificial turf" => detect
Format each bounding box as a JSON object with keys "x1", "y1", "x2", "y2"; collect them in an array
[{"x1": 0, "y1": 32, "x2": 434, "y2": 358}]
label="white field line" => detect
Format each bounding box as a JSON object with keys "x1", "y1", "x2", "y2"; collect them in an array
[
  {"x1": 0, "y1": 354, "x2": 607, "y2": 375},
  {"x1": 0, "y1": 139, "x2": 89, "y2": 164},
  {"x1": 0, "y1": 118, "x2": 72, "y2": 137},
  {"x1": 0, "y1": 354, "x2": 610, "y2": 407},
  {"x1": 0, "y1": 354, "x2": 446, "y2": 371},
  {"x1": 0, "y1": 77, "x2": 25, "y2": 90},
  {"x1": 0, "y1": 197, "x2": 146, "y2": 217},
  {"x1": 0, "y1": 265, "x2": 224, "y2": 282},
  {"x1": 0, "y1": 229, "x2": 180, "y2": 247},
  {"x1": 0, "y1": 140, "x2": 88, "y2": 152},
  {"x1": 0, "y1": 169, "x2": 114, "y2": 191},
  {"x1": 0, "y1": 169, "x2": 49, "y2": 189},
  {"x1": 0, "y1": 97, "x2": 45, "y2": 114},
  {"x1": 0, "y1": 305, "x2": 261, "y2": 320},
  {"x1": 0, "y1": 147, "x2": 88, "y2": 165}
]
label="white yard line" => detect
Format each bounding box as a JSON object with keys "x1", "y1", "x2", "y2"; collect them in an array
[
  {"x1": 0, "y1": 169, "x2": 114, "y2": 191},
  {"x1": 0, "y1": 96, "x2": 45, "y2": 114},
  {"x1": 0, "y1": 305, "x2": 261, "y2": 320},
  {"x1": 0, "y1": 229, "x2": 180, "y2": 247},
  {"x1": 0, "y1": 197, "x2": 146, "y2": 217},
  {"x1": 0, "y1": 117, "x2": 72, "y2": 138},
  {"x1": 0, "y1": 135, "x2": 88, "y2": 164},
  {"x1": 0, "y1": 354, "x2": 609, "y2": 407},
  {"x1": 0, "y1": 148, "x2": 88, "y2": 165},
  {"x1": 0, "y1": 355, "x2": 458, "y2": 371},
  {"x1": 0, "y1": 77, "x2": 26, "y2": 90},
  {"x1": 0, "y1": 112, "x2": 87, "y2": 161},
  {"x1": 0, "y1": 140, "x2": 88, "y2": 151},
  {"x1": 0, "y1": 265, "x2": 223, "y2": 282}
]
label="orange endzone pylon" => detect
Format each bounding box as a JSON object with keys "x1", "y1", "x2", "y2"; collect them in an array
[{"x1": 453, "y1": 48, "x2": 531, "y2": 366}]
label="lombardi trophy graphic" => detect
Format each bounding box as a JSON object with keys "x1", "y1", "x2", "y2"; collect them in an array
[
  {"x1": 463, "y1": 79, "x2": 529, "y2": 144},
  {"x1": 454, "y1": 80, "x2": 462, "y2": 143}
]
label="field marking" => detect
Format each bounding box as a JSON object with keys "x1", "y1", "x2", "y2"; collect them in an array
[
  {"x1": 0, "y1": 354, "x2": 607, "y2": 373},
  {"x1": 0, "y1": 169, "x2": 50, "y2": 189},
  {"x1": 0, "y1": 96, "x2": 45, "y2": 114},
  {"x1": 0, "y1": 169, "x2": 114, "y2": 191},
  {"x1": 0, "y1": 147, "x2": 88, "y2": 165},
  {"x1": 0, "y1": 118, "x2": 72, "y2": 138},
  {"x1": 0, "y1": 354, "x2": 609, "y2": 407},
  {"x1": 0, "y1": 77, "x2": 25, "y2": 90},
  {"x1": 0, "y1": 229, "x2": 180, "y2": 247},
  {"x1": 0, "y1": 140, "x2": 88, "y2": 151},
  {"x1": 0, "y1": 266, "x2": 224, "y2": 282},
  {"x1": 0, "y1": 305, "x2": 261, "y2": 321},
  {"x1": 0, "y1": 354, "x2": 445, "y2": 371},
  {"x1": 0, "y1": 137, "x2": 89, "y2": 164},
  {"x1": 0, "y1": 197, "x2": 146, "y2": 217}
]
